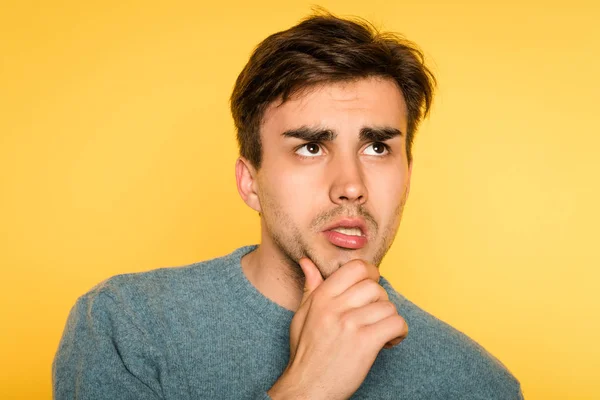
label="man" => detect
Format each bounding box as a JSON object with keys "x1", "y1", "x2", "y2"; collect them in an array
[{"x1": 53, "y1": 11, "x2": 523, "y2": 399}]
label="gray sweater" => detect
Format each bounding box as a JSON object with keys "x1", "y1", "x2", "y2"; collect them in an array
[{"x1": 53, "y1": 244, "x2": 523, "y2": 399}]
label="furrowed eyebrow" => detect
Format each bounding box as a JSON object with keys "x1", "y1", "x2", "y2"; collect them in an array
[
  {"x1": 281, "y1": 127, "x2": 337, "y2": 142},
  {"x1": 281, "y1": 126, "x2": 402, "y2": 142},
  {"x1": 359, "y1": 127, "x2": 403, "y2": 142}
]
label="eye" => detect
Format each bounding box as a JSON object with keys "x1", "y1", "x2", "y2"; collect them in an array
[
  {"x1": 295, "y1": 142, "x2": 323, "y2": 157},
  {"x1": 363, "y1": 142, "x2": 390, "y2": 156}
]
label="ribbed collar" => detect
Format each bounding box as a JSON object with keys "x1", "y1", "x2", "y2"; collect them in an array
[
  {"x1": 223, "y1": 244, "x2": 294, "y2": 339},
  {"x1": 222, "y1": 244, "x2": 404, "y2": 339}
]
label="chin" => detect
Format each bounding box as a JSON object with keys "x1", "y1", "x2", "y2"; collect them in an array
[{"x1": 329, "y1": 246, "x2": 368, "y2": 264}]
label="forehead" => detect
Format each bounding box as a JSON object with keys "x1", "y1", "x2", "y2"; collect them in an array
[{"x1": 260, "y1": 77, "x2": 408, "y2": 138}]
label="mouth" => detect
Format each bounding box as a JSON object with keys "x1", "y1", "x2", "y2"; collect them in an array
[{"x1": 321, "y1": 218, "x2": 369, "y2": 250}]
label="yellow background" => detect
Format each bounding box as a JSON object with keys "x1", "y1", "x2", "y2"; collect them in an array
[{"x1": 1, "y1": 0, "x2": 599, "y2": 398}]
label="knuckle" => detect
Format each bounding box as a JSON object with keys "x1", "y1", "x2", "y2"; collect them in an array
[
  {"x1": 364, "y1": 280, "x2": 388, "y2": 300},
  {"x1": 381, "y1": 300, "x2": 397, "y2": 315},
  {"x1": 369, "y1": 281, "x2": 386, "y2": 298},
  {"x1": 349, "y1": 259, "x2": 369, "y2": 277},
  {"x1": 339, "y1": 312, "x2": 358, "y2": 332},
  {"x1": 350, "y1": 258, "x2": 380, "y2": 282},
  {"x1": 361, "y1": 279, "x2": 377, "y2": 291},
  {"x1": 395, "y1": 315, "x2": 408, "y2": 333}
]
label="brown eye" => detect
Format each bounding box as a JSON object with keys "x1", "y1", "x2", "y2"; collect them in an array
[
  {"x1": 373, "y1": 143, "x2": 385, "y2": 153},
  {"x1": 296, "y1": 143, "x2": 323, "y2": 157},
  {"x1": 364, "y1": 142, "x2": 389, "y2": 156},
  {"x1": 307, "y1": 143, "x2": 320, "y2": 154}
]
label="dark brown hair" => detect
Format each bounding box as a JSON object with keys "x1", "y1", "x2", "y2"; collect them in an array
[{"x1": 230, "y1": 10, "x2": 436, "y2": 169}]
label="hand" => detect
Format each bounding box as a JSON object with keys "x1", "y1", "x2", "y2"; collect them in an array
[{"x1": 267, "y1": 257, "x2": 408, "y2": 400}]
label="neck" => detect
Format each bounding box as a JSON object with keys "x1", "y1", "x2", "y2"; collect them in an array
[{"x1": 240, "y1": 241, "x2": 305, "y2": 312}]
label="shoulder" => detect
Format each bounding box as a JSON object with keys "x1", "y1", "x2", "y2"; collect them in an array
[
  {"x1": 379, "y1": 277, "x2": 523, "y2": 399},
  {"x1": 76, "y1": 245, "x2": 253, "y2": 321}
]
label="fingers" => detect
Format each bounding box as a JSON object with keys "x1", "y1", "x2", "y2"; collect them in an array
[
  {"x1": 334, "y1": 278, "x2": 389, "y2": 309},
  {"x1": 340, "y1": 300, "x2": 398, "y2": 327},
  {"x1": 298, "y1": 257, "x2": 324, "y2": 309},
  {"x1": 294, "y1": 256, "x2": 407, "y2": 356},
  {"x1": 339, "y1": 301, "x2": 408, "y2": 349},
  {"x1": 319, "y1": 259, "x2": 381, "y2": 298},
  {"x1": 363, "y1": 313, "x2": 409, "y2": 350}
]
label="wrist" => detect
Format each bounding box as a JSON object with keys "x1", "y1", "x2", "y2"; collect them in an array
[{"x1": 267, "y1": 368, "x2": 307, "y2": 400}]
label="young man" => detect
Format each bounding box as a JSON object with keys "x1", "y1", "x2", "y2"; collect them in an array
[{"x1": 53, "y1": 12, "x2": 523, "y2": 400}]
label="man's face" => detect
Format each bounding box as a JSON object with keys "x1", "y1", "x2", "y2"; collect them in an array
[{"x1": 254, "y1": 76, "x2": 412, "y2": 278}]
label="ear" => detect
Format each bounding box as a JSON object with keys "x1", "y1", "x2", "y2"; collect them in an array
[
  {"x1": 235, "y1": 157, "x2": 262, "y2": 213},
  {"x1": 406, "y1": 159, "x2": 413, "y2": 198}
]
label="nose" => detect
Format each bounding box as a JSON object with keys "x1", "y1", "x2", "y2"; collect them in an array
[{"x1": 328, "y1": 154, "x2": 368, "y2": 206}]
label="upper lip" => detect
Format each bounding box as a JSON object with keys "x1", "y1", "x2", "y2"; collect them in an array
[{"x1": 322, "y1": 218, "x2": 368, "y2": 237}]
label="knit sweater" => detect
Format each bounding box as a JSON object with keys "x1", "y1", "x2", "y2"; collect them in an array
[{"x1": 53, "y1": 244, "x2": 523, "y2": 399}]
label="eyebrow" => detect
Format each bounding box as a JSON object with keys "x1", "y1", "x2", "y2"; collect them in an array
[
  {"x1": 281, "y1": 126, "x2": 403, "y2": 142},
  {"x1": 359, "y1": 126, "x2": 403, "y2": 142}
]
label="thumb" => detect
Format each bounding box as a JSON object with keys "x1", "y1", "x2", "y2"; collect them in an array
[{"x1": 298, "y1": 257, "x2": 324, "y2": 308}]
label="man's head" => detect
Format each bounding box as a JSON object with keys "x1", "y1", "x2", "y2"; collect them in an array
[{"x1": 232, "y1": 11, "x2": 436, "y2": 279}]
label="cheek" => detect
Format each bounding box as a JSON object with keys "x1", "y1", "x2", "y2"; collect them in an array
[
  {"x1": 365, "y1": 167, "x2": 407, "y2": 218},
  {"x1": 368, "y1": 164, "x2": 406, "y2": 197},
  {"x1": 260, "y1": 170, "x2": 317, "y2": 224},
  {"x1": 370, "y1": 185, "x2": 402, "y2": 213}
]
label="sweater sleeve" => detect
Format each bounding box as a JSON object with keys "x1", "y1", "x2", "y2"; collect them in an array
[{"x1": 52, "y1": 289, "x2": 164, "y2": 400}]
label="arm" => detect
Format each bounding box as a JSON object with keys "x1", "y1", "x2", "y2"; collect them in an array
[{"x1": 52, "y1": 289, "x2": 164, "y2": 400}]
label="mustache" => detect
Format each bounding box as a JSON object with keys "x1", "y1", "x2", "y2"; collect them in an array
[{"x1": 311, "y1": 206, "x2": 378, "y2": 231}]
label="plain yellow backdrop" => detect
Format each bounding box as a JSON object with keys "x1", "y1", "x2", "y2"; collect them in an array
[{"x1": 1, "y1": 0, "x2": 599, "y2": 398}]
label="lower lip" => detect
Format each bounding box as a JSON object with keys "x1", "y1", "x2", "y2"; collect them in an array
[{"x1": 323, "y1": 230, "x2": 368, "y2": 249}]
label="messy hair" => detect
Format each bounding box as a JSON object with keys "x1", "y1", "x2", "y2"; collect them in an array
[{"x1": 230, "y1": 10, "x2": 436, "y2": 168}]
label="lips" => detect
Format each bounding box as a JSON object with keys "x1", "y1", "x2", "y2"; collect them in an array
[
  {"x1": 321, "y1": 218, "x2": 369, "y2": 249},
  {"x1": 322, "y1": 218, "x2": 368, "y2": 236}
]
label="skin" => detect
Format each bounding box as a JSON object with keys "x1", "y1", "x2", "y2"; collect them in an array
[{"x1": 235, "y1": 76, "x2": 412, "y2": 312}]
